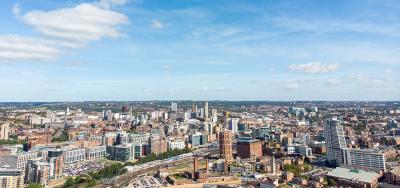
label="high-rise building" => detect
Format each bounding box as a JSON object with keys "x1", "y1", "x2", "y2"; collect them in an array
[
  {"x1": 388, "y1": 119, "x2": 399, "y2": 129},
  {"x1": 228, "y1": 118, "x2": 239, "y2": 133},
  {"x1": 324, "y1": 118, "x2": 347, "y2": 166},
  {"x1": 219, "y1": 131, "x2": 233, "y2": 166},
  {"x1": 0, "y1": 123, "x2": 9, "y2": 140},
  {"x1": 171, "y1": 102, "x2": 178, "y2": 112},
  {"x1": 48, "y1": 156, "x2": 63, "y2": 179},
  {"x1": 211, "y1": 109, "x2": 217, "y2": 118},
  {"x1": 26, "y1": 160, "x2": 50, "y2": 186},
  {"x1": 205, "y1": 102, "x2": 209, "y2": 121}
]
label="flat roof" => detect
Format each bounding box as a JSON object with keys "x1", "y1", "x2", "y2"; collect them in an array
[{"x1": 327, "y1": 167, "x2": 380, "y2": 183}]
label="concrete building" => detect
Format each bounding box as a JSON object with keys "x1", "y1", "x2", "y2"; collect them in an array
[
  {"x1": 342, "y1": 148, "x2": 386, "y2": 172},
  {"x1": 204, "y1": 102, "x2": 209, "y2": 121},
  {"x1": 171, "y1": 102, "x2": 178, "y2": 112},
  {"x1": 0, "y1": 152, "x2": 38, "y2": 172},
  {"x1": 85, "y1": 146, "x2": 107, "y2": 161},
  {"x1": 106, "y1": 145, "x2": 133, "y2": 161},
  {"x1": 26, "y1": 160, "x2": 50, "y2": 187},
  {"x1": 228, "y1": 118, "x2": 239, "y2": 133},
  {"x1": 296, "y1": 146, "x2": 313, "y2": 157},
  {"x1": 0, "y1": 123, "x2": 9, "y2": 140},
  {"x1": 0, "y1": 168, "x2": 24, "y2": 188},
  {"x1": 324, "y1": 118, "x2": 347, "y2": 166},
  {"x1": 168, "y1": 140, "x2": 186, "y2": 150},
  {"x1": 190, "y1": 132, "x2": 207, "y2": 147},
  {"x1": 62, "y1": 148, "x2": 85, "y2": 165},
  {"x1": 49, "y1": 156, "x2": 63, "y2": 179},
  {"x1": 129, "y1": 133, "x2": 150, "y2": 145}
]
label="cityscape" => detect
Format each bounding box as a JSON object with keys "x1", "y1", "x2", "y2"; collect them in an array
[
  {"x1": 0, "y1": 101, "x2": 399, "y2": 188},
  {"x1": 0, "y1": 0, "x2": 400, "y2": 188}
]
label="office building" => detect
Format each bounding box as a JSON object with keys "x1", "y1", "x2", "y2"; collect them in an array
[
  {"x1": 62, "y1": 148, "x2": 85, "y2": 165},
  {"x1": 106, "y1": 145, "x2": 132, "y2": 161},
  {"x1": 190, "y1": 132, "x2": 207, "y2": 147},
  {"x1": 85, "y1": 146, "x2": 107, "y2": 161},
  {"x1": 324, "y1": 118, "x2": 347, "y2": 166},
  {"x1": 228, "y1": 118, "x2": 239, "y2": 133}
]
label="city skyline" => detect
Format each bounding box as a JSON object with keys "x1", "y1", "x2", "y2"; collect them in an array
[{"x1": 0, "y1": 0, "x2": 399, "y2": 101}]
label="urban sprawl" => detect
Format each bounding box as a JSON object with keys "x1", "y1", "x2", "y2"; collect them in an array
[{"x1": 0, "y1": 101, "x2": 399, "y2": 188}]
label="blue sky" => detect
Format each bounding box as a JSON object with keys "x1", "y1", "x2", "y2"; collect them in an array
[{"x1": 0, "y1": 0, "x2": 399, "y2": 101}]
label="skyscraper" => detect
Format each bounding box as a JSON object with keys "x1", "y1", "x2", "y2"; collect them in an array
[
  {"x1": 205, "y1": 101, "x2": 209, "y2": 121},
  {"x1": 171, "y1": 102, "x2": 178, "y2": 112},
  {"x1": 0, "y1": 123, "x2": 9, "y2": 140},
  {"x1": 228, "y1": 118, "x2": 239, "y2": 133},
  {"x1": 324, "y1": 118, "x2": 347, "y2": 166}
]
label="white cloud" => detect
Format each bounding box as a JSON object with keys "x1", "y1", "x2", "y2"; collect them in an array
[
  {"x1": 325, "y1": 78, "x2": 342, "y2": 86},
  {"x1": 22, "y1": 3, "x2": 129, "y2": 43},
  {"x1": 348, "y1": 74, "x2": 364, "y2": 81},
  {"x1": 151, "y1": 19, "x2": 164, "y2": 29},
  {"x1": 12, "y1": 3, "x2": 21, "y2": 17},
  {"x1": 2, "y1": 1, "x2": 130, "y2": 62},
  {"x1": 273, "y1": 17, "x2": 400, "y2": 37},
  {"x1": 0, "y1": 35, "x2": 60, "y2": 62},
  {"x1": 385, "y1": 69, "x2": 393, "y2": 74},
  {"x1": 161, "y1": 64, "x2": 170, "y2": 70},
  {"x1": 96, "y1": 0, "x2": 128, "y2": 9},
  {"x1": 286, "y1": 82, "x2": 299, "y2": 89},
  {"x1": 202, "y1": 86, "x2": 208, "y2": 91},
  {"x1": 289, "y1": 62, "x2": 339, "y2": 73}
]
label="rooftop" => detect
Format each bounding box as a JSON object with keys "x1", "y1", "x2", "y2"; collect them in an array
[{"x1": 327, "y1": 167, "x2": 380, "y2": 183}]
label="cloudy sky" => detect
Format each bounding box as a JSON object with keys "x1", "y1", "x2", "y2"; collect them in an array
[{"x1": 0, "y1": 0, "x2": 399, "y2": 101}]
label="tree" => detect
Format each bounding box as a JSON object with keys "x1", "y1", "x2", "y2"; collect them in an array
[
  {"x1": 327, "y1": 178, "x2": 337, "y2": 186},
  {"x1": 75, "y1": 176, "x2": 83, "y2": 184},
  {"x1": 85, "y1": 179, "x2": 97, "y2": 187},
  {"x1": 64, "y1": 177, "x2": 75, "y2": 187},
  {"x1": 27, "y1": 183, "x2": 43, "y2": 188}
]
